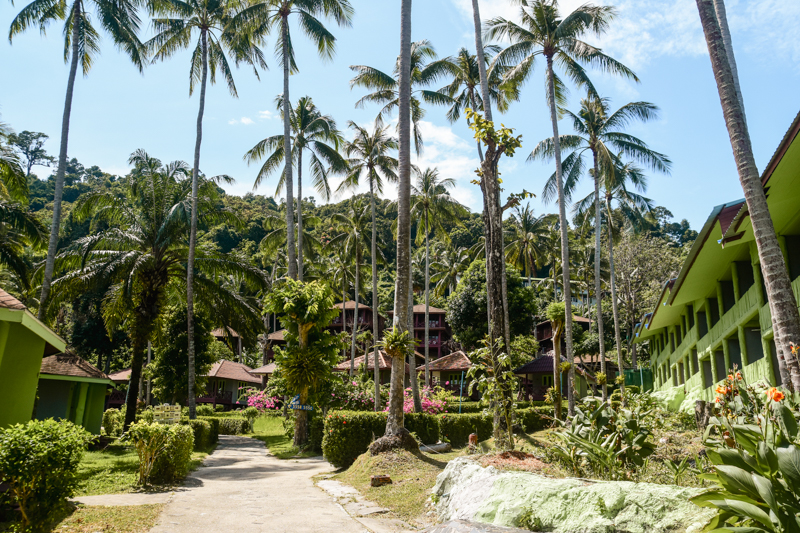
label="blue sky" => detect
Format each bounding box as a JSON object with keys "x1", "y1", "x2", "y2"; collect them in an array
[{"x1": 1, "y1": 0, "x2": 799, "y2": 229}]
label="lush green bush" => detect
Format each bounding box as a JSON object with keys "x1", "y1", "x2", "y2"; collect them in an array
[
  {"x1": 196, "y1": 405, "x2": 214, "y2": 417},
  {"x1": 127, "y1": 422, "x2": 194, "y2": 485},
  {"x1": 214, "y1": 404, "x2": 225, "y2": 412},
  {"x1": 309, "y1": 416, "x2": 324, "y2": 453},
  {"x1": 102, "y1": 408, "x2": 124, "y2": 437},
  {"x1": 218, "y1": 417, "x2": 250, "y2": 435},
  {"x1": 182, "y1": 419, "x2": 217, "y2": 450},
  {"x1": 517, "y1": 407, "x2": 551, "y2": 432},
  {"x1": 196, "y1": 416, "x2": 220, "y2": 442},
  {"x1": 323, "y1": 411, "x2": 388, "y2": 467},
  {"x1": 405, "y1": 412, "x2": 439, "y2": 444},
  {"x1": 439, "y1": 412, "x2": 493, "y2": 447},
  {"x1": 0, "y1": 420, "x2": 92, "y2": 531}
]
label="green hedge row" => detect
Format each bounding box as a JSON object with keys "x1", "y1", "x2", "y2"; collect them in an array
[
  {"x1": 322, "y1": 407, "x2": 553, "y2": 467},
  {"x1": 218, "y1": 417, "x2": 250, "y2": 435},
  {"x1": 181, "y1": 419, "x2": 218, "y2": 450}
]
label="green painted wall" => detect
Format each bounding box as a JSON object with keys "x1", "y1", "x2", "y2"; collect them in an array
[
  {"x1": 34, "y1": 378, "x2": 108, "y2": 434},
  {"x1": 0, "y1": 321, "x2": 47, "y2": 428}
]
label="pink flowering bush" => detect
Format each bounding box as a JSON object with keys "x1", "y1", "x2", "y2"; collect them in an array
[
  {"x1": 329, "y1": 378, "x2": 377, "y2": 411},
  {"x1": 244, "y1": 389, "x2": 279, "y2": 412},
  {"x1": 384, "y1": 388, "x2": 447, "y2": 414}
]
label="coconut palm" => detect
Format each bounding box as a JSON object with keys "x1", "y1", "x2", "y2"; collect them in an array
[
  {"x1": 349, "y1": 40, "x2": 453, "y2": 156},
  {"x1": 9, "y1": 0, "x2": 145, "y2": 319},
  {"x1": 438, "y1": 46, "x2": 519, "y2": 160},
  {"x1": 696, "y1": 0, "x2": 800, "y2": 388},
  {"x1": 50, "y1": 150, "x2": 265, "y2": 428},
  {"x1": 326, "y1": 200, "x2": 373, "y2": 377},
  {"x1": 236, "y1": 0, "x2": 353, "y2": 282},
  {"x1": 410, "y1": 167, "x2": 464, "y2": 385},
  {"x1": 337, "y1": 120, "x2": 397, "y2": 405},
  {"x1": 430, "y1": 244, "x2": 470, "y2": 298},
  {"x1": 505, "y1": 204, "x2": 554, "y2": 281},
  {"x1": 487, "y1": 0, "x2": 637, "y2": 416},
  {"x1": 575, "y1": 156, "x2": 653, "y2": 394},
  {"x1": 532, "y1": 95, "x2": 670, "y2": 399},
  {"x1": 245, "y1": 95, "x2": 347, "y2": 280},
  {"x1": 259, "y1": 209, "x2": 322, "y2": 267},
  {"x1": 146, "y1": 1, "x2": 265, "y2": 419}
]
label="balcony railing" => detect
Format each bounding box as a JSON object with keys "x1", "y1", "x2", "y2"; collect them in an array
[{"x1": 197, "y1": 391, "x2": 233, "y2": 404}]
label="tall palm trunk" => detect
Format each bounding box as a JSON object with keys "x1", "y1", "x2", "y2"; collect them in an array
[
  {"x1": 370, "y1": 181, "x2": 380, "y2": 409},
  {"x1": 468, "y1": 90, "x2": 484, "y2": 162},
  {"x1": 545, "y1": 54, "x2": 575, "y2": 417},
  {"x1": 424, "y1": 210, "x2": 430, "y2": 386},
  {"x1": 281, "y1": 14, "x2": 297, "y2": 280},
  {"x1": 552, "y1": 325, "x2": 562, "y2": 421},
  {"x1": 386, "y1": 0, "x2": 412, "y2": 437},
  {"x1": 711, "y1": 0, "x2": 746, "y2": 132},
  {"x1": 186, "y1": 29, "x2": 208, "y2": 421},
  {"x1": 350, "y1": 248, "x2": 359, "y2": 377},
  {"x1": 408, "y1": 262, "x2": 422, "y2": 411},
  {"x1": 341, "y1": 271, "x2": 347, "y2": 362},
  {"x1": 39, "y1": 0, "x2": 81, "y2": 320},
  {"x1": 297, "y1": 150, "x2": 303, "y2": 281},
  {"x1": 697, "y1": 0, "x2": 800, "y2": 390},
  {"x1": 592, "y1": 151, "x2": 607, "y2": 401},
  {"x1": 124, "y1": 322, "x2": 149, "y2": 429},
  {"x1": 605, "y1": 196, "x2": 625, "y2": 397}
]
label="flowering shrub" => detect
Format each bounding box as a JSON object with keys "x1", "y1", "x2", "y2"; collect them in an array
[
  {"x1": 384, "y1": 387, "x2": 447, "y2": 414},
  {"x1": 244, "y1": 389, "x2": 279, "y2": 412}
]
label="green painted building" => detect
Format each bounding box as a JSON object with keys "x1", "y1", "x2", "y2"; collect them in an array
[
  {"x1": 0, "y1": 289, "x2": 66, "y2": 428},
  {"x1": 34, "y1": 354, "x2": 113, "y2": 434},
  {"x1": 635, "y1": 111, "x2": 800, "y2": 404}
]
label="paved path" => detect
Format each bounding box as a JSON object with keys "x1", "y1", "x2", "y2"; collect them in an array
[{"x1": 149, "y1": 436, "x2": 368, "y2": 533}]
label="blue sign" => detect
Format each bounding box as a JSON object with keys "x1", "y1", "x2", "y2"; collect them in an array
[{"x1": 289, "y1": 395, "x2": 313, "y2": 411}]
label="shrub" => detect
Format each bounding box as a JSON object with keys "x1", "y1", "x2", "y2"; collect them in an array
[
  {"x1": 405, "y1": 413, "x2": 439, "y2": 444},
  {"x1": 196, "y1": 416, "x2": 220, "y2": 442},
  {"x1": 217, "y1": 417, "x2": 249, "y2": 435},
  {"x1": 151, "y1": 425, "x2": 194, "y2": 484},
  {"x1": 439, "y1": 413, "x2": 493, "y2": 447},
  {"x1": 308, "y1": 416, "x2": 324, "y2": 453},
  {"x1": 243, "y1": 407, "x2": 259, "y2": 431},
  {"x1": 323, "y1": 411, "x2": 388, "y2": 467},
  {"x1": 102, "y1": 408, "x2": 124, "y2": 437},
  {"x1": 196, "y1": 404, "x2": 214, "y2": 416},
  {"x1": 182, "y1": 419, "x2": 217, "y2": 450},
  {"x1": 214, "y1": 404, "x2": 225, "y2": 412},
  {"x1": 0, "y1": 420, "x2": 92, "y2": 531}
]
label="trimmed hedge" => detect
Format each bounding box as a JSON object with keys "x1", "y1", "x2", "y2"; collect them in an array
[
  {"x1": 195, "y1": 417, "x2": 220, "y2": 442},
  {"x1": 217, "y1": 417, "x2": 250, "y2": 435},
  {"x1": 322, "y1": 406, "x2": 555, "y2": 467},
  {"x1": 309, "y1": 416, "x2": 324, "y2": 453},
  {"x1": 150, "y1": 424, "x2": 194, "y2": 484},
  {"x1": 182, "y1": 419, "x2": 218, "y2": 450}
]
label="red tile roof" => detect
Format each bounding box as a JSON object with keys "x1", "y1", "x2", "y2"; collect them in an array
[
  {"x1": 335, "y1": 350, "x2": 421, "y2": 373},
  {"x1": 412, "y1": 304, "x2": 446, "y2": 314},
  {"x1": 334, "y1": 301, "x2": 373, "y2": 311},
  {"x1": 250, "y1": 362, "x2": 276, "y2": 375},
  {"x1": 0, "y1": 288, "x2": 26, "y2": 310},
  {"x1": 109, "y1": 368, "x2": 133, "y2": 383},
  {"x1": 208, "y1": 360, "x2": 261, "y2": 384},
  {"x1": 267, "y1": 329, "x2": 285, "y2": 342},
  {"x1": 416, "y1": 351, "x2": 471, "y2": 372},
  {"x1": 41, "y1": 354, "x2": 110, "y2": 380}
]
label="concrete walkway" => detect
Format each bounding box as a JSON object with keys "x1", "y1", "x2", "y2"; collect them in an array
[{"x1": 148, "y1": 436, "x2": 368, "y2": 533}]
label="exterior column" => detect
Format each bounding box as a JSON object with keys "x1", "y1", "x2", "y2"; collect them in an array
[{"x1": 73, "y1": 382, "x2": 89, "y2": 428}]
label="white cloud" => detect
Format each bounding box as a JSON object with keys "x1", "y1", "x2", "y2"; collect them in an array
[
  {"x1": 229, "y1": 117, "x2": 255, "y2": 125},
  {"x1": 451, "y1": 0, "x2": 800, "y2": 71},
  {"x1": 258, "y1": 110, "x2": 275, "y2": 120}
]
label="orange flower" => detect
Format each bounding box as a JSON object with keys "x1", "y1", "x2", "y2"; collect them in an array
[
  {"x1": 714, "y1": 397, "x2": 721, "y2": 403},
  {"x1": 735, "y1": 371, "x2": 742, "y2": 381},
  {"x1": 715, "y1": 385, "x2": 727, "y2": 395},
  {"x1": 727, "y1": 374, "x2": 734, "y2": 381},
  {"x1": 766, "y1": 387, "x2": 785, "y2": 402}
]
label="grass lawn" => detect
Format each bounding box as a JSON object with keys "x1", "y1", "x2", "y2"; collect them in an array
[
  {"x1": 76, "y1": 442, "x2": 214, "y2": 496},
  {"x1": 52, "y1": 504, "x2": 163, "y2": 532},
  {"x1": 250, "y1": 415, "x2": 318, "y2": 460},
  {"x1": 333, "y1": 448, "x2": 463, "y2": 523}
]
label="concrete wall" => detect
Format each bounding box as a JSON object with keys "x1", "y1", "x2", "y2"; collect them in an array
[
  {"x1": 34, "y1": 379, "x2": 107, "y2": 434},
  {"x1": 0, "y1": 321, "x2": 47, "y2": 428}
]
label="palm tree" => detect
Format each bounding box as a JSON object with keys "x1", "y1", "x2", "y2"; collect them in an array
[
  {"x1": 9, "y1": 0, "x2": 145, "y2": 319},
  {"x1": 385, "y1": 0, "x2": 413, "y2": 439},
  {"x1": 337, "y1": 121, "x2": 397, "y2": 406},
  {"x1": 430, "y1": 244, "x2": 470, "y2": 298},
  {"x1": 505, "y1": 204, "x2": 554, "y2": 281},
  {"x1": 245, "y1": 95, "x2": 347, "y2": 281},
  {"x1": 533, "y1": 95, "x2": 670, "y2": 399},
  {"x1": 238, "y1": 0, "x2": 353, "y2": 281},
  {"x1": 350, "y1": 40, "x2": 453, "y2": 156},
  {"x1": 0, "y1": 120, "x2": 44, "y2": 290},
  {"x1": 259, "y1": 209, "x2": 322, "y2": 265},
  {"x1": 696, "y1": 0, "x2": 800, "y2": 389},
  {"x1": 438, "y1": 46, "x2": 518, "y2": 160},
  {"x1": 410, "y1": 167, "x2": 464, "y2": 385},
  {"x1": 146, "y1": 0, "x2": 265, "y2": 419},
  {"x1": 575, "y1": 156, "x2": 653, "y2": 395},
  {"x1": 327, "y1": 201, "x2": 372, "y2": 377},
  {"x1": 487, "y1": 0, "x2": 637, "y2": 416},
  {"x1": 52, "y1": 150, "x2": 264, "y2": 428}
]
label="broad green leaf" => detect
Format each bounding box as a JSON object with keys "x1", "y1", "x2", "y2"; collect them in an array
[
  {"x1": 756, "y1": 442, "x2": 778, "y2": 478},
  {"x1": 715, "y1": 465, "x2": 764, "y2": 500},
  {"x1": 773, "y1": 404, "x2": 798, "y2": 440},
  {"x1": 750, "y1": 472, "x2": 779, "y2": 517},
  {"x1": 715, "y1": 499, "x2": 775, "y2": 530},
  {"x1": 776, "y1": 446, "x2": 800, "y2": 492}
]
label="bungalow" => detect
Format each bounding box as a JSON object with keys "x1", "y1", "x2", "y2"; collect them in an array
[
  {"x1": 416, "y1": 351, "x2": 471, "y2": 391},
  {"x1": 334, "y1": 349, "x2": 424, "y2": 384},
  {"x1": 635, "y1": 110, "x2": 800, "y2": 403},
  {"x1": 212, "y1": 326, "x2": 242, "y2": 356},
  {"x1": 0, "y1": 289, "x2": 66, "y2": 428},
  {"x1": 328, "y1": 301, "x2": 387, "y2": 339},
  {"x1": 535, "y1": 315, "x2": 591, "y2": 354},
  {"x1": 34, "y1": 354, "x2": 113, "y2": 434},
  {"x1": 198, "y1": 360, "x2": 261, "y2": 409},
  {"x1": 514, "y1": 353, "x2": 595, "y2": 401},
  {"x1": 391, "y1": 305, "x2": 452, "y2": 361}
]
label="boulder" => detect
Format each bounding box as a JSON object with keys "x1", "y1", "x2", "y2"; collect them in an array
[
  {"x1": 432, "y1": 458, "x2": 713, "y2": 533},
  {"x1": 651, "y1": 385, "x2": 686, "y2": 411},
  {"x1": 679, "y1": 386, "x2": 704, "y2": 414}
]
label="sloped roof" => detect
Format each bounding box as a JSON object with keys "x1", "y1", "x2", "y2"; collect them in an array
[
  {"x1": 0, "y1": 288, "x2": 26, "y2": 310},
  {"x1": 335, "y1": 350, "x2": 420, "y2": 373},
  {"x1": 515, "y1": 353, "x2": 596, "y2": 382},
  {"x1": 417, "y1": 351, "x2": 471, "y2": 372},
  {"x1": 109, "y1": 368, "x2": 133, "y2": 383},
  {"x1": 334, "y1": 301, "x2": 372, "y2": 311},
  {"x1": 211, "y1": 326, "x2": 240, "y2": 338},
  {"x1": 412, "y1": 304, "x2": 446, "y2": 314},
  {"x1": 250, "y1": 362, "x2": 276, "y2": 375},
  {"x1": 267, "y1": 329, "x2": 285, "y2": 342},
  {"x1": 208, "y1": 360, "x2": 261, "y2": 384},
  {"x1": 40, "y1": 353, "x2": 110, "y2": 381}
]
